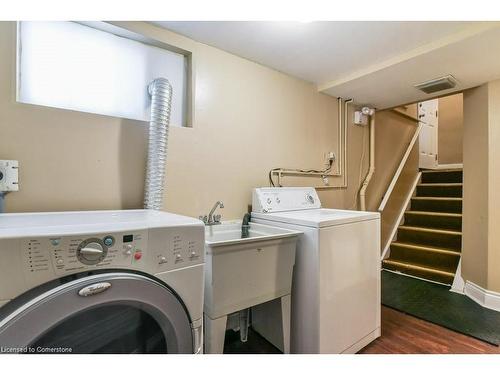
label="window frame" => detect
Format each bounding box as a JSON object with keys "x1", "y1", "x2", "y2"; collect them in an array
[{"x1": 15, "y1": 21, "x2": 195, "y2": 128}]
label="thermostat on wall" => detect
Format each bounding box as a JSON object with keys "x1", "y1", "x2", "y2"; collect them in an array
[{"x1": 0, "y1": 160, "x2": 19, "y2": 192}]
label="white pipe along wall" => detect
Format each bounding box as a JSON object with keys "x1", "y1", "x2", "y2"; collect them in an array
[{"x1": 359, "y1": 112, "x2": 375, "y2": 211}]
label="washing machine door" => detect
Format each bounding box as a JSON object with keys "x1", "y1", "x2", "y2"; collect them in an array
[{"x1": 0, "y1": 272, "x2": 199, "y2": 354}]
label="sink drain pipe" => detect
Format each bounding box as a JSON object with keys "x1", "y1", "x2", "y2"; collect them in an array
[{"x1": 144, "y1": 78, "x2": 173, "y2": 210}]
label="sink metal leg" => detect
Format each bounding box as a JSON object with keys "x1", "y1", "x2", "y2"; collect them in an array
[
  {"x1": 281, "y1": 294, "x2": 291, "y2": 354},
  {"x1": 239, "y1": 308, "x2": 249, "y2": 343},
  {"x1": 204, "y1": 313, "x2": 227, "y2": 354}
]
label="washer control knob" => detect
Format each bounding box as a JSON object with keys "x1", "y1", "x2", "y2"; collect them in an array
[
  {"x1": 159, "y1": 256, "x2": 167, "y2": 263},
  {"x1": 176, "y1": 253, "x2": 182, "y2": 260},
  {"x1": 56, "y1": 258, "x2": 64, "y2": 265},
  {"x1": 126, "y1": 244, "x2": 133, "y2": 250},
  {"x1": 77, "y1": 239, "x2": 107, "y2": 265},
  {"x1": 124, "y1": 249, "x2": 132, "y2": 256},
  {"x1": 190, "y1": 251, "x2": 197, "y2": 257},
  {"x1": 134, "y1": 251, "x2": 142, "y2": 260},
  {"x1": 266, "y1": 198, "x2": 272, "y2": 204}
]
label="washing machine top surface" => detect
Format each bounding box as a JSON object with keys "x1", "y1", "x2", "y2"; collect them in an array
[
  {"x1": 0, "y1": 209, "x2": 203, "y2": 238},
  {"x1": 252, "y1": 187, "x2": 379, "y2": 228},
  {"x1": 252, "y1": 208, "x2": 379, "y2": 228}
]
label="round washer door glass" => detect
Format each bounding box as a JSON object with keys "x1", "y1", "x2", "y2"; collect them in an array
[
  {"x1": 31, "y1": 304, "x2": 167, "y2": 353},
  {"x1": 0, "y1": 272, "x2": 194, "y2": 354}
]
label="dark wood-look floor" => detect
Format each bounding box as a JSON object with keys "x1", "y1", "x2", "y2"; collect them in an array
[{"x1": 360, "y1": 306, "x2": 500, "y2": 354}]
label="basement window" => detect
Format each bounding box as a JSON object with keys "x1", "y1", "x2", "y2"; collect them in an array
[{"x1": 17, "y1": 21, "x2": 189, "y2": 126}]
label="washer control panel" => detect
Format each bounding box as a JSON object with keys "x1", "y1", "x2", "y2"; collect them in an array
[{"x1": 252, "y1": 187, "x2": 321, "y2": 213}]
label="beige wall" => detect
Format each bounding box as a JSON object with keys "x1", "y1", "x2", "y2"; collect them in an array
[
  {"x1": 364, "y1": 109, "x2": 419, "y2": 251},
  {"x1": 366, "y1": 109, "x2": 419, "y2": 212},
  {"x1": 462, "y1": 80, "x2": 500, "y2": 292},
  {"x1": 438, "y1": 93, "x2": 463, "y2": 164},
  {"x1": 0, "y1": 22, "x2": 367, "y2": 219}
]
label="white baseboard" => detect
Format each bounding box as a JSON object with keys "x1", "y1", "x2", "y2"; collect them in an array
[
  {"x1": 435, "y1": 163, "x2": 463, "y2": 170},
  {"x1": 450, "y1": 259, "x2": 465, "y2": 294},
  {"x1": 464, "y1": 281, "x2": 500, "y2": 312}
]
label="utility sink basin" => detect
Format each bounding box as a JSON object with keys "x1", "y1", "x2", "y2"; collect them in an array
[
  {"x1": 204, "y1": 221, "x2": 301, "y2": 319},
  {"x1": 205, "y1": 221, "x2": 299, "y2": 246}
]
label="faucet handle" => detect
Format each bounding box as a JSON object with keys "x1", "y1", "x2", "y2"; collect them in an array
[
  {"x1": 199, "y1": 215, "x2": 208, "y2": 224},
  {"x1": 213, "y1": 214, "x2": 222, "y2": 223}
]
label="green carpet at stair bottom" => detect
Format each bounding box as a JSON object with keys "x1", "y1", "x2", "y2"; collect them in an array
[{"x1": 382, "y1": 270, "x2": 500, "y2": 346}]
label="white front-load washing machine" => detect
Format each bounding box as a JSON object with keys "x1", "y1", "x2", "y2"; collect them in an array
[
  {"x1": 0, "y1": 209, "x2": 204, "y2": 354},
  {"x1": 252, "y1": 187, "x2": 381, "y2": 354}
]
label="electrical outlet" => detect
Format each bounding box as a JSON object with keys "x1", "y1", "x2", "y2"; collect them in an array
[
  {"x1": 0, "y1": 160, "x2": 19, "y2": 192},
  {"x1": 327, "y1": 152, "x2": 336, "y2": 162}
]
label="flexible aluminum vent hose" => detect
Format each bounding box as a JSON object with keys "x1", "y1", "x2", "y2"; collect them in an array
[{"x1": 144, "y1": 78, "x2": 173, "y2": 210}]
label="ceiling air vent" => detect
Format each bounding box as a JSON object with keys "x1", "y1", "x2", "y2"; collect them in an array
[{"x1": 414, "y1": 75, "x2": 457, "y2": 94}]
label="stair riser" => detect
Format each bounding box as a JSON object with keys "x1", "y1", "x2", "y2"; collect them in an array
[
  {"x1": 411, "y1": 199, "x2": 462, "y2": 213},
  {"x1": 421, "y1": 171, "x2": 463, "y2": 184},
  {"x1": 397, "y1": 229, "x2": 462, "y2": 250},
  {"x1": 389, "y1": 246, "x2": 460, "y2": 271},
  {"x1": 416, "y1": 185, "x2": 462, "y2": 198},
  {"x1": 382, "y1": 262, "x2": 455, "y2": 285},
  {"x1": 404, "y1": 214, "x2": 462, "y2": 231}
]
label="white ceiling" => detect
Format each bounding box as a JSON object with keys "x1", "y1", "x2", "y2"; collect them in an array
[{"x1": 153, "y1": 21, "x2": 500, "y2": 109}]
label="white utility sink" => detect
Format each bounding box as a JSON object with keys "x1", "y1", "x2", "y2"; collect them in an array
[
  {"x1": 203, "y1": 221, "x2": 301, "y2": 353},
  {"x1": 205, "y1": 221, "x2": 299, "y2": 246}
]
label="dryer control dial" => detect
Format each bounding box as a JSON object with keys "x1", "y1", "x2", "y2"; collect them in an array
[{"x1": 77, "y1": 238, "x2": 108, "y2": 265}]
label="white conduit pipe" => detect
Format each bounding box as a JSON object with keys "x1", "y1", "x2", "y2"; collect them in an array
[
  {"x1": 144, "y1": 78, "x2": 173, "y2": 210},
  {"x1": 359, "y1": 113, "x2": 375, "y2": 211},
  {"x1": 334, "y1": 97, "x2": 343, "y2": 177}
]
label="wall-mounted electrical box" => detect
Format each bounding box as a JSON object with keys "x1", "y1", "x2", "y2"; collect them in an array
[
  {"x1": 354, "y1": 111, "x2": 369, "y2": 126},
  {"x1": 0, "y1": 160, "x2": 19, "y2": 192}
]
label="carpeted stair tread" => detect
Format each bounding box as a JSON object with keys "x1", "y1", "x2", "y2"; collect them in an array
[
  {"x1": 398, "y1": 225, "x2": 462, "y2": 236},
  {"x1": 411, "y1": 197, "x2": 462, "y2": 201},
  {"x1": 405, "y1": 210, "x2": 462, "y2": 217},
  {"x1": 382, "y1": 259, "x2": 455, "y2": 284},
  {"x1": 417, "y1": 183, "x2": 463, "y2": 186},
  {"x1": 421, "y1": 169, "x2": 463, "y2": 184},
  {"x1": 404, "y1": 211, "x2": 462, "y2": 230},
  {"x1": 397, "y1": 225, "x2": 462, "y2": 250},
  {"x1": 389, "y1": 242, "x2": 461, "y2": 272},
  {"x1": 416, "y1": 183, "x2": 462, "y2": 197},
  {"x1": 411, "y1": 197, "x2": 462, "y2": 213},
  {"x1": 391, "y1": 241, "x2": 461, "y2": 256}
]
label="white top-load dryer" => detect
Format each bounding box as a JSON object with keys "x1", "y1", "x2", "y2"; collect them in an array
[
  {"x1": 252, "y1": 187, "x2": 381, "y2": 354},
  {"x1": 0, "y1": 209, "x2": 204, "y2": 354}
]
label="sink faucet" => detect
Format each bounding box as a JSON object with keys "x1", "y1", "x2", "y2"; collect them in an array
[
  {"x1": 200, "y1": 201, "x2": 224, "y2": 225},
  {"x1": 242, "y1": 213, "x2": 251, "y2": 238}
]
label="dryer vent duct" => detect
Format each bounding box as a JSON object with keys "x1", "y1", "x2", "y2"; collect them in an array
[
  {"x1": 144, "y1": 78, "x2": 173, "y2": 210},
  {"x1": 414, "y1": 75, "x2": 457, "y2": 94}
]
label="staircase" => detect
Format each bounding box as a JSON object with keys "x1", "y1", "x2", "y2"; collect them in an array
[{"x1": 382, "y1": 169, "x2": 463, "y2": 285}]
